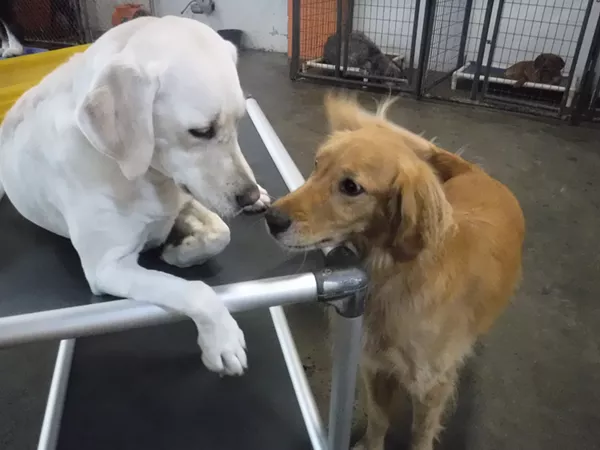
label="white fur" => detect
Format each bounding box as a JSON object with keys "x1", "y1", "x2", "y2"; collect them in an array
[{"x1": 0, "y1": 16, "x2": 271, "y2": 376}]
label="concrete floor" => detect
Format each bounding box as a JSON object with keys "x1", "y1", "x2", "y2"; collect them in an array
[{"x1": 2, "y1": 50, "x2": 600, "y2": 450}]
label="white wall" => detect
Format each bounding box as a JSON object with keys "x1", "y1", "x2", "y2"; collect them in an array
[
  {"x1": 84, "y1": 0, "x2": 154, "y2": 38},
  {"x1": 156, "y1": 0, "x2": 288, "y2": 51},
  {"x1": 83, "y1": 0, "x2": 288, "y2": 52}
]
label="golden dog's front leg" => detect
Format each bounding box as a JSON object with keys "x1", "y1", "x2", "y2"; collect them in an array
[
  {"x1": 409, "y1": 374, "x2": 456, "y2": 450},
  {"x1": 353, "y1": 368, "x2": 399, "y2": 450}
]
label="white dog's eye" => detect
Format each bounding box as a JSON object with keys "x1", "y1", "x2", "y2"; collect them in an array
[{"x1": 189, "y1": 125, "x2": 216, "y2": 139}]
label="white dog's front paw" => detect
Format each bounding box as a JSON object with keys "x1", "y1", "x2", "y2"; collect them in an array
[
  {"x1": 243, "y1": 185, "x2": 271, "y2": 214},
  {"x1": 162, "y1": 212, "x2": 231, "y2": 268},
  {"x1": 197, "y1": 312, "x2": 247, "y2": 376},
  {"x1": 162, "y1": 227, "x2": 230, "y2": 268}
]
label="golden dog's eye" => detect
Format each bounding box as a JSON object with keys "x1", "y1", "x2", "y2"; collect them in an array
[
  {"x1": 339, "y1": 178, "x2": 364, "y2": 196},
  {"x1": 189, "y1": 125, "x2": 216, "y2": 139}
]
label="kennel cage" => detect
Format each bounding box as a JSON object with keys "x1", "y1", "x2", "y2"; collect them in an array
[
  {"x1": 415, "y1": 0, "x2": 475, "y2": 99},
  {"x1": 8, "y1": 0, "x2": 155, "y2": 48},
  {"x1": 418, "y1": 0, "x2": 595, "y2": 119},
  {"x1": 289, "y1": 0, "x2": 600, "y2": 123},
  {"x1": 289, "y1": 0, "x2": 420, "y2": 93}
]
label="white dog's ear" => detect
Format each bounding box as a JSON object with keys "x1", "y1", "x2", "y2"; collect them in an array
[
  {"x1": 76, "y1": 57, "x2": 158, "y2": 180},
  {"x1": 224, "y1": 40, "x2": 238, "y2": 65}
]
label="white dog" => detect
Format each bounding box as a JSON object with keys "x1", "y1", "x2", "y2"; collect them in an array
[{"x1": 0, "y1": 16, "x2": 271, "y2": 376}]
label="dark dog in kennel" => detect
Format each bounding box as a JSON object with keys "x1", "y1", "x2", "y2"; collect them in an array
[
  {"x1": 322, "y1": 30, "x2": 405, "y2": 80},
  {"x1": 504, "y1": 53, "x2": 565, "y2": 87}
]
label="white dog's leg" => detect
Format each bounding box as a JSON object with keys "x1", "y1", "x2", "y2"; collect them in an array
[
  {"x1": 161, "y1": 199, "x2": 231, "y2": 268},
  {"x1": 70, "y1": 220, "x2": 246, "y2": 376},
  {"x1": 243, "y1": 184, "x2": 271, "y2": 214}
]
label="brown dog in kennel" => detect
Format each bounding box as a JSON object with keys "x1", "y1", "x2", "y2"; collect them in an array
[{"x1": 504, "y1": 53, "x2": 565, "y2": 88}]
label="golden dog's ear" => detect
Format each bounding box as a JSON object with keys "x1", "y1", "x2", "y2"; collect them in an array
[
  {"x1": 388, "y1": 166, "x2": 452, "y2": 261},
  {"x1": 324, "y1": 93, "x2": 372, "y2": 132}
]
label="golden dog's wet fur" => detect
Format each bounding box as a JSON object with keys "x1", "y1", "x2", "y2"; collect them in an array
[{"x1": 268, "y1": 95, "x2": 525, "y2": 450}]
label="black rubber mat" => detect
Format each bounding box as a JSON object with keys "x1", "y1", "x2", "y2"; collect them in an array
[{"x1": 57, "y1": 314, "x2": 313, "y2": 450}]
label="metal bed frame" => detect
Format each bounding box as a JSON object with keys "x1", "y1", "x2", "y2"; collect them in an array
[{"x1": 0, "y1": 98, "x2": 367, "y2": 450}]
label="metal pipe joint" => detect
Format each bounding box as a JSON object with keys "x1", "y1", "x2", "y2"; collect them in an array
[{"x1": 316, "y1": 245, "x2": 368, "y2": 318}]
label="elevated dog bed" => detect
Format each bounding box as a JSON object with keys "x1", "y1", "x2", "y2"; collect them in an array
[
  {"x1": 304, "y1": 56, "x2": 409, "y2": 85},
  {"x1": 0, "y1": 96, "x2": 365, "y2": 450},
  {"x1": 452, "y1": 61, "x2": 577, "y2": 107}
]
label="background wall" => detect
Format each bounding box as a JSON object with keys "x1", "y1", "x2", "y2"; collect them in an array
[
  {"x1": 157, "y1": 0, "x2": 288, "y2": 51},
  {"x1": 84, "y1": 0, "x2": 153, "y2": 39},
  {"x1": 83, "y1": 0, "x2": 288, "y2": 51}
]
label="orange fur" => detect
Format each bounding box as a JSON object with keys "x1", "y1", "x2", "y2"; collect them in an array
[{"x1": 267, "y1": 94, "x2": 525, "y2": 450}]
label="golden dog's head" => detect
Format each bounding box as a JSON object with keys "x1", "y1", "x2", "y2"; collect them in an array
[{"x1": 265, "y1": 94, "x2": 452, "y2": 261}]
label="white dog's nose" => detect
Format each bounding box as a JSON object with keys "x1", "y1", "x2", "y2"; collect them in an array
[{"x1": 235, "y1": 185, "x2": 260, "y2": 208}]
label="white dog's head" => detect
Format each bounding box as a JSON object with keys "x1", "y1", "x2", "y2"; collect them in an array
[{"x1": 76, "y1": 17, "x2": 259, "y2": 218}]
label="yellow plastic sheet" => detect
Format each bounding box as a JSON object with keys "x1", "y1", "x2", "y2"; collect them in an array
[{"x1": 0, "y1": 44, "x2": 90, "y2": 123}]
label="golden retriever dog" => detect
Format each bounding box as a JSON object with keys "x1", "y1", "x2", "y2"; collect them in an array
[{"x1": 264, "y1": 95, "x2": 525, "y2": 450}]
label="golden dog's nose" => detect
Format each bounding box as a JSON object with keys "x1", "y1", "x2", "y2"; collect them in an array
[{"x1": 264, "y1": 207, "x2": 292, "y2": 235}]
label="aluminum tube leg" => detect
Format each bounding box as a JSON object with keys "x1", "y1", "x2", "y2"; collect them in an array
[
  {"x1": 270, "y1": 307, "x2": 328, "y2": 450},
  {"x1": 327, "y1": 302, "x2": 364, "y2": 450},
  {"x1": 37, "y1": 339, "x2": 75, "y2": 450}
]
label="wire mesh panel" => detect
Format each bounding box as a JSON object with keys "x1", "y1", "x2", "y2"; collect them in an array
[
  {"x1": 476, "y1": 0, "x2": 593, "y2": 116},
  {"x1": 10, "y1": 0, "x2": 155, "y2": 48},
  {"x1": 418, "y1": 0, "x2": 474, "y2": 97},
  {"x1": 351, "y1": 0, "x2": 420, "y2": 85},
  {"x1": 12, "y1": 0, "x2": 86, "y2": 46},
  {"x1": 290, "y1": 0, "x2": 419, "y2": 93},
  {"x1": 289, "y1": 0, "x2": 339, "y2": 73}
]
